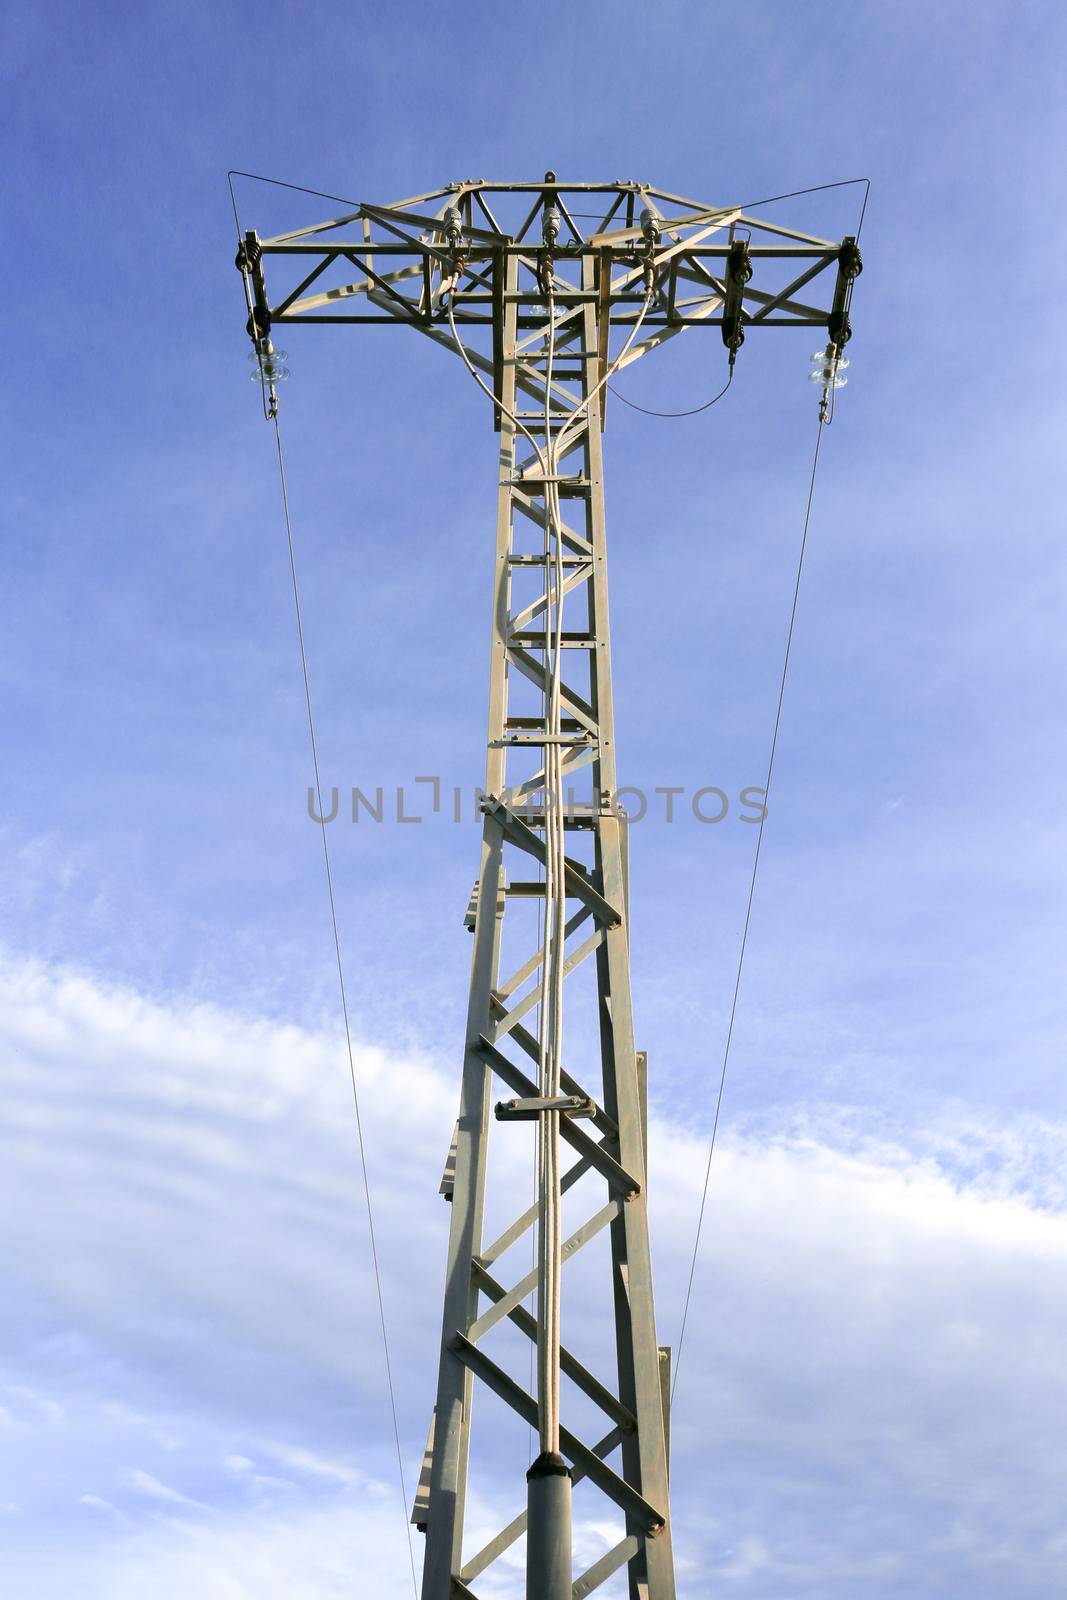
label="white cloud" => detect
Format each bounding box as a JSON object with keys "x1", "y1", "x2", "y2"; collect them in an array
[
  {"x1": 126, "y1": 1469, "x2": 205, "y2": 1509},
  {"x1": 70, "y1": 1498, "x2": 416, "y2": 1600},
  {"x1": 263, "y1": 1442, "x2": 364, "y2": 1489},
  {"x1": 79, "y1": 1494, "x2": 120, "y2": 1516},
  {"x1": 5, "y1": 1385, "x2": 64, "y2": 1424},
  {"x1": 1, "y1": 950, "x2": 1065, "y2": 1597}
]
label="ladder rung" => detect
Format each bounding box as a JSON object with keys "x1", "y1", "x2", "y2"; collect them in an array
[
  {"x1": 495, "y1": 732, "x2": 591, "y2": 746},
  {"x1": 508, "y1": 631, "x2": 596, "y2": 649},
  {"x1": 506, "y1": 715, "x2": 582, "y2": 730},
  {"x1": 513, "y1": 416, "x2": 586, "y2": 430},
  {"x1": 511, "y1": 474, "x2": 579, "y2": 484},
  {"x1": 507, "y1": 878, "x2": 590, "y2": 897},
  {"x1": 517, "y1": 350, "x2": 597, "y2": 362},
  {"x1": 507, "y1": 553, "x2": 587, "y2": 567},
  {"x1": 509, "y1": 810, "x2": 598, "y2": 830}
]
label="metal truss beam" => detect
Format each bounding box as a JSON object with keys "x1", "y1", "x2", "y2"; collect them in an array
[{"x1": 235, "y1": 175, "x2": 862, "y2": 1600}]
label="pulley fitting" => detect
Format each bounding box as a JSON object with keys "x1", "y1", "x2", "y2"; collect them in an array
[
  {"x1": 826, "y1": 235, "x2": 862, "y2": 352},
  {"x1": 726, "y1": 237, "x2": 753, "y2": 285},
  {"x1": 235, "y1": 237, "x2": 261, "y2": 274},
  {"x1": 827, "y1": 308, "x2": 852, "y2": 348},
  {"x1": 246, "y1": 302, "x2": 271, "y2": 342},
  {"x1": 838, "y1": 235, "x2": 863, "y2": 280},
  {"x1": 721, "y1": 238, "x2": 752, "y2": 358}
]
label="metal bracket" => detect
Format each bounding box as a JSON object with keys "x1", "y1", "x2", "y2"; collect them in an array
[{"x1": 495, "y1": 1094, "x2": 596, "y2": 1121}]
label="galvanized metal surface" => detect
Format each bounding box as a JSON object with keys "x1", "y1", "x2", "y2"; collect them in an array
[
  {"x1": 526, "y1": 1458, "x2": 572, "y2": 1600},
  {"x1": 238, "y1": 176, "x2": 859, "y2": 1600}
]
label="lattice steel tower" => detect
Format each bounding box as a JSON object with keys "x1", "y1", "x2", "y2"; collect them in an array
[{"x1": 235, "y1": 175, "x2": 860, "y2": 1600}]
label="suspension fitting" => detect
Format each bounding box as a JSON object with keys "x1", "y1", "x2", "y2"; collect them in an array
[
  {"x1": 721, "y1": 238, "x2": 752, "y2": 358},
  {"x1": 443, "y1": 204, "x2": 465, "y2": 253},
  {"x1": 838, "y1": 235, "x2": 863, "y2": 280},
  {"x1": 827, "y1": 234, "x2": 862, "y2": 351},
  {"x1": 438, "y1": 205, "x2": 470, "y2": 306},
  {"x1": 639, "y1": 208, "x2": 660, "y2": 292},
  {"x1": 538, "y1": 204, "x2": 561, "y2": 294}
]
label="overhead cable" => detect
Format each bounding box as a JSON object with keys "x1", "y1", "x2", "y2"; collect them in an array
[
  {"x1": 609, "y1": 364, "x2": 733, "y2": 418},
  {"x1": 231, "y1": 168, "x2": 419, "y2": 1593},
  {"x1": 671, "y1": 406, "x2": 828, "y2": 1401},
  {"x1": 268, "y1": 411, "x2": 419, "y2": 1600}
]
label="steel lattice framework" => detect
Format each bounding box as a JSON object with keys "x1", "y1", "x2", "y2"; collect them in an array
[{"x1": 235, "y1": 176, "x2": 860, "y2": 1600}]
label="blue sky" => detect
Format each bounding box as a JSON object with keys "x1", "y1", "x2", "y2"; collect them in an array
[{"x1": 4, "y1": 1, "x2": 1067, "y2": 1595}]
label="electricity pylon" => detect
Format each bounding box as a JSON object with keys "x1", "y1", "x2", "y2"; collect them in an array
[{"x1": 235, "y1": 176, "x2": 860, "y2": 1600}]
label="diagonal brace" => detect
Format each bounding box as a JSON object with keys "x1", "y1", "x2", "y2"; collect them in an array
[
  {"x1": 460, "y1": 1424, "x2": 624, "y2": 1585},
  {"x1": 481, "y1": 796, "x2": 622, "y2": 927},
  {"x1": 468, "y1": 1200, "x2": 621, "y2": 1343},
  {"x1": 471, "y1": 1259, "x2": 637, "y2": 1432},
  {"x1": 451, "y1": 1335, "x2": 665, "y2": 1533},
  {"x1": 475, "y1": 1035, "x2": 640, "y2": 1197}
]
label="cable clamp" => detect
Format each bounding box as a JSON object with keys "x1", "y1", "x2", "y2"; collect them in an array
[{"x1": 537, "y1": 250, "x2": 556, "y2": 296}]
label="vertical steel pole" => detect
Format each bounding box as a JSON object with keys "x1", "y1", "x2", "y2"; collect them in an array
[{"x1": 526, "y1": 1452, "x2": 572, "y2": 1600}]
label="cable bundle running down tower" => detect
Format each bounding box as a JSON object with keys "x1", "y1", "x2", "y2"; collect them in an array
[{"x1": 234, "y1": 174, "x2": 861, "y2": 1600}]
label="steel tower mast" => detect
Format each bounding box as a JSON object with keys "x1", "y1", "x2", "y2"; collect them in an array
[{"x1": 235, "y1": 175, "x2": 860, "y2": 1600}]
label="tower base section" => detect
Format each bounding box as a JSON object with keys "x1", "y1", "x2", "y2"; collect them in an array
[{"x1": 526, "y1": 1452, "x2": 572, "y2": 1600}]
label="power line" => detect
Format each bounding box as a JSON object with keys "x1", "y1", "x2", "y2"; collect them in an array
[
  {"x1": 230, "y1": 174, "x2": 417, "y2": 1589},
  {"x1": 671, "y1": 406, "x2": 828, "y2": 1400},
  {"x1": 230, "y1": 173, "x2": 870, "y2": 245},
  {"x1": 736, "y1": 175, "x2": 870, "y2": 229},
  {"x1": 609, "y1": 363, "x2": 733, "y2": 418},
  {"x1": 228, "y1": 168, "x2": 360, "y2": 237},
  {"x1": 670, "y1": 181, "x2": 868, "y2": 1398},
  {"x1": 269, "y1": 414, "x2": 419, "y2": 1599},
  {"x1": 605, "y1": 178, "x2": 868, "y2": 420}
]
